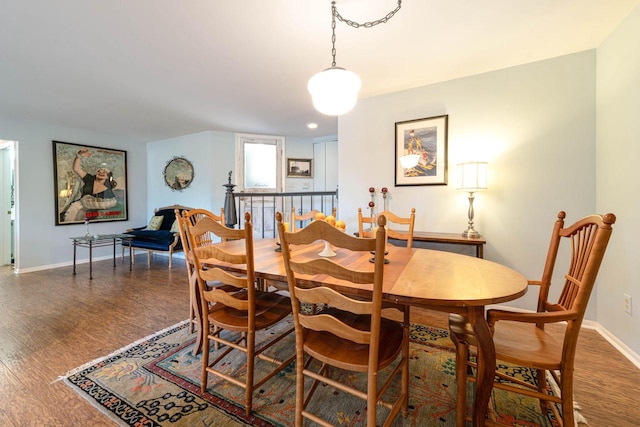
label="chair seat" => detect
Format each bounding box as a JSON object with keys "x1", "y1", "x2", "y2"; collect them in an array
[
  {"x1": 209, "y1": 290, "x2": 291, "y2": 331},
  {"x1": 304, "y1": 308, "x2": 404, "y2": 372},
  {"x1": 493, "y1": 321, "x2": 563, "y2": 371},
  {"x1": 449, "y1": 314, "x2": 563, "y2": 371}
]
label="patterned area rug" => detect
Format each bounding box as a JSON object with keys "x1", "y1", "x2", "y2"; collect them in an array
[{"x1": 63, "y1": 319, "x2": 582, "y2": 426}]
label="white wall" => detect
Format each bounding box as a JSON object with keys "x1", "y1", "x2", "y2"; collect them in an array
[
  {"x1": 0, "y1": 115, "x2": 146, "y2": 271},
  {"x1": 596, "y1": 6, "x2": 640, "y2": 356},
  {"x1": 285, "y1": 136, "x2": 315, "y2": 193},
  {"x1": 145, "y1": 132, "x2": 315, "y2": 218},
  {"x1": 146, "y1": 131, "x2": 234, "y2": 219},
  {"x1": 339, "y1": 51, "x2": 598, "y2": 318}
]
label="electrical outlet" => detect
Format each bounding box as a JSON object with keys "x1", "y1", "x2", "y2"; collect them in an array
[{"x1": 624, "y1": 294, "x2": 632, "y2": 315}]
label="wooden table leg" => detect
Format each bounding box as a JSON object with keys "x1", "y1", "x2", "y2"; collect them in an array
[
  {"x1": 468, "y1": 305, "x2": 495, "y2": 427},
  {"x1": 73, "y1": 240, "x2": 77, "y2": 275},
  {"x1": 89, "y1": 240, "x2": 94, "y2": 280}
]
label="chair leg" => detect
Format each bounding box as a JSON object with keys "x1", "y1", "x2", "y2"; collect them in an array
[
  {"x1": 401, "y1": 306, "x2": 410, "y2": 416},
  {"x1": 560, "y1": 369, "x2": 575, "y2": 427},
  {"x1": 245, "y1": 330, "x2": 255, "y2": 417},
  {"x1": 188, "y1": 272, "x2": 195, "y2": 334},
  {"x1": 201, "y1": 326, "x2": 210, "y2": 393},
  {"x1": 295, "y1": 352, "x2": 305, "y2": 427},
  {"x1": 537, "y1": 369, "x2": 549, "y2": 415},
  {"x1": 455, "y1": 340, "x2": 469, "y2": 427}
]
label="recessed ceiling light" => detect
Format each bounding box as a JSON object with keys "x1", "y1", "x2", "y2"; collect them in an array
[{"x1": 307, "y1": 123, "x2": 318, "y2": 129}]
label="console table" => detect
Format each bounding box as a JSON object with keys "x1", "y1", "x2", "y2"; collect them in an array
[
  {"x1": 356, "y1": 231, "x2": 486, "y2": 258},
  {"x1": 410, "y1": 231, "x2": 486, "y2": 258},
  {"x1": 71, "y1": 234, "x2": 134, "y2": 279}
]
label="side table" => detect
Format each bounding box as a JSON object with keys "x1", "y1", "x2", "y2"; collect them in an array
[{"x1": 71, "y1": 234, "x2": 134, "y2": 279}]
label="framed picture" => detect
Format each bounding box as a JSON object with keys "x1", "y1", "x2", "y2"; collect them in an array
[
  {"x1": 53, "y1": 141, "x2": 128, "y2": 225},
  {"x1": 163, "y1": 156, "x2": 194, "y2": 191},
  {"x1": 287, "y1": 158, "x2": 313, "y2": 178},
  {"x1": 394, "y1": 115, "x2": 448, "y2": 186}
]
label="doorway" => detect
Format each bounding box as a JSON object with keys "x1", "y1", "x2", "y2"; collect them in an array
[{"x1": 0, "y1": 140, "x2": 16, "y2": 266}]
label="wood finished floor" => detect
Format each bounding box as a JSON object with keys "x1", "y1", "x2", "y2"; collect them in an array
[{"x1": 0, "y1": 256, "x2": 639, "y2": 426}]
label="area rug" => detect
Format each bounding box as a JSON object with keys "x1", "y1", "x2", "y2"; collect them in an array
[{"x1": 63, "y1": 319, "x2": 583, "y2": 426}]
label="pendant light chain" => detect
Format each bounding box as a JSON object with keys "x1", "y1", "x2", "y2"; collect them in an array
[
  {"x1": 329, "y1": 0, "x2": 402, "y2": 67},
  {"x1": 334, "y1": 0, "x2": 402, "y2": 29},
  {"x1": 310, "y1": 1, "x2": 401, "y2": 116}
]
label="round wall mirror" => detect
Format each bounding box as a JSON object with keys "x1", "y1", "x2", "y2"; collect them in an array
[{"x1": 163, "y1": 157, "x2": 194, "y2": 191}]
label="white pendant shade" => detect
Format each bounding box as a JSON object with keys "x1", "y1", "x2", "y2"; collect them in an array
[{"x1": 308, "y1": 67, "x2": 361, "y2": 116}]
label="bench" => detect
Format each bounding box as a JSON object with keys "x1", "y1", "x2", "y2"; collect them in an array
[{"x1": 121, "y1": 204, "x2": 192, "y2": 268}]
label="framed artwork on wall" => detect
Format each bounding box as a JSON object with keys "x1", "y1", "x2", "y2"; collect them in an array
[
  {"x1": 287, "y1": 158, "x2": 313, "y2": 178},
  {"x1": 394, "y1": 114, "x2": 448, "y2": 186},
  {"x1": 163, "y1": 156, "x2": 194, "y2": 191},
  {"x1": 53, "y1": 141, "x2": 128, "y2": 225}
]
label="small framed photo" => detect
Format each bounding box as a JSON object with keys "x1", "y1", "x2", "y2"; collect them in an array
[
  {"x1": 394, "y1": 115, "x2": 448, "y2": 186},
  {"x1": 287, "y1": 158, "x2": 313, "y2": 178}
]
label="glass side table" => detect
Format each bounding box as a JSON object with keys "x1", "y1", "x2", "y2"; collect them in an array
[{"x1": 70, "y1": 234, "x2": 134, "y2": 279}]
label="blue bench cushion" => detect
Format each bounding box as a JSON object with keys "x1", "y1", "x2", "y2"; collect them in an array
[{"x1": 124, "y1": 229, "x2": 181, "y2": 251}]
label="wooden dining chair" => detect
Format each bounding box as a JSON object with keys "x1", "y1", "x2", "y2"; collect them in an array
[
  {"x1": 290, "y1": 206, "x2": 338, "y2": 231},
  {"x1": 186, "y1": 211, "x2": 295, "y2": 417},
  {"x1": 357, "y1": 208, "x2": 415, "y2": 248},
  {"x1": 357, "y1": 207, "x2": 376, "y2": 238},
  {"x1": 277, "y1": 211, "x2": 409, "y2": 427},
  {"x1": 175, "y1": 208, "x2": 225, "y2": 335},
  {"x1": 378, "y1": 208, "x2": 416, "y2": 249},
  {"x1": 449, "y1": 211, "x2": 616, "y2": 427}
]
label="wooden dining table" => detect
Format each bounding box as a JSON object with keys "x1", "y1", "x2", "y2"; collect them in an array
[{"x1": 195, "y1": 237, "x2": 527, "y2": 427}]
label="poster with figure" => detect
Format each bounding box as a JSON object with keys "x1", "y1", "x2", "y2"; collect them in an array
[
  {"x1": 394, "y1": 115, "x2": 448, "y2": 186},
  {"x1": 53, "y1": 141, "x2": 128, "y2": 225}
]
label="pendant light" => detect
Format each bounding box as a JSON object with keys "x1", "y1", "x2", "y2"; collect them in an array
[{"x1": 308, "y1": 1, "x2": 402, "y2": 116}]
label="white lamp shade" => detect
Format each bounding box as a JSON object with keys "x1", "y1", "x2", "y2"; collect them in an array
[
  {"x1": 308, "y1": 67, "x2": 361, "y2": 116},
  {"x1": 399, "y1": 154, "x2": 420, "y2": 169},
  {"x1": 457, "y1": 162, "x2": 488, "y2": 191}
]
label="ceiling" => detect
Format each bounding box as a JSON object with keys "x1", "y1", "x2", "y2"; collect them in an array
[{"x1": 1, "y1": 0, "x2": 639, "y2": 143}]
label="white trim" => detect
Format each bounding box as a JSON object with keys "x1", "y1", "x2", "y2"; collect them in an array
[
  {"x1": 15, "y1": 255, "x2": 116, "y2": 274},
  {"x1": 596, "y1": 323, "x2": 640, "y2": 369}
]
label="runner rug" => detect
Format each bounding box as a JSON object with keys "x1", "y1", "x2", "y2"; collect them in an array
[{"x1": 63, "y1": 319, "x2": 586, "y2": 426}]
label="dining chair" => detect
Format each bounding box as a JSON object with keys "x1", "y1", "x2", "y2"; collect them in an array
[
  {"x1": 277, "y1": 211, "x2": 409, "y2": 427},
  {"x1": 175, "y1": 208, "x2": 225, "y2": 335},
  {"x1": 379, "y1": 208, "x2": 416, "y2": 249},
  {"x1": 449, "y1": 211, "x2": 616, "y2": 427},
  {"x1": 186, "y1": 211, "x2": 295, "y2": 417},
  {"x1": 357, "y1": 208, "x2": 416, "y2": 248},
  {"x1": 290, "y1": 206, "x2": 337, "y2": 231}
]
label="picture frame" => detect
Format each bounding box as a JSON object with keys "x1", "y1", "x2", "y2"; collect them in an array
[
  {"x1": 287, "y1": 158, "x2": 313, "y2": 178},
  {"x1": 163, "y1": 156, "x2": 194, "y2": 191},
  {"x1": 394, "y1": 115, "x2": 448, "y2": 186},
  {"x1": 53, "y1": 141, "x2": 128, "y2": 225}
]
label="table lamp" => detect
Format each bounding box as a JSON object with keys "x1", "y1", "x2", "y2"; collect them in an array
[{"x1": 457, "y1": 162, "x2": 488, "y2": 238}]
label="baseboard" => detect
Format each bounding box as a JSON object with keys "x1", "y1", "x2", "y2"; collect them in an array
[
  {"x1": 15, "y1": 255, "x2": 114, "y2": 274},
  {"x1": 595, "y1": 323, "x2": 640, "y2": 369}
]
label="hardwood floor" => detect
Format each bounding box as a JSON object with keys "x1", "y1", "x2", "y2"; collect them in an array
[{"x1": 1, "y1": 256, "x2": 638, "y2": 426}]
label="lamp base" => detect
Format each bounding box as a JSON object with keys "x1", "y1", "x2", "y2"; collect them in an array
[{"x1": 462, "y1": 228, "x2": 480, "y2": 239}]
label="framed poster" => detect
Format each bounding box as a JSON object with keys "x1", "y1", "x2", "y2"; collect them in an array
[
  {"x1": 394, "y1": 115, "x2": 448, "y2": 186},
  {"x1": 53, "y1": 141, "x2": 128, "y2": 225},
  {"x1": 287, "y1": 158, "x2": 313, "y2": 178},
  {"x1": 163, "y1": 156, "x2": 194, "y2": 191}
]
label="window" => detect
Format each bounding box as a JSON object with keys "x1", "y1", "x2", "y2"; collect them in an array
[{"x1": 235, "y1": 134, "x2": 284, "y2": 193}]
